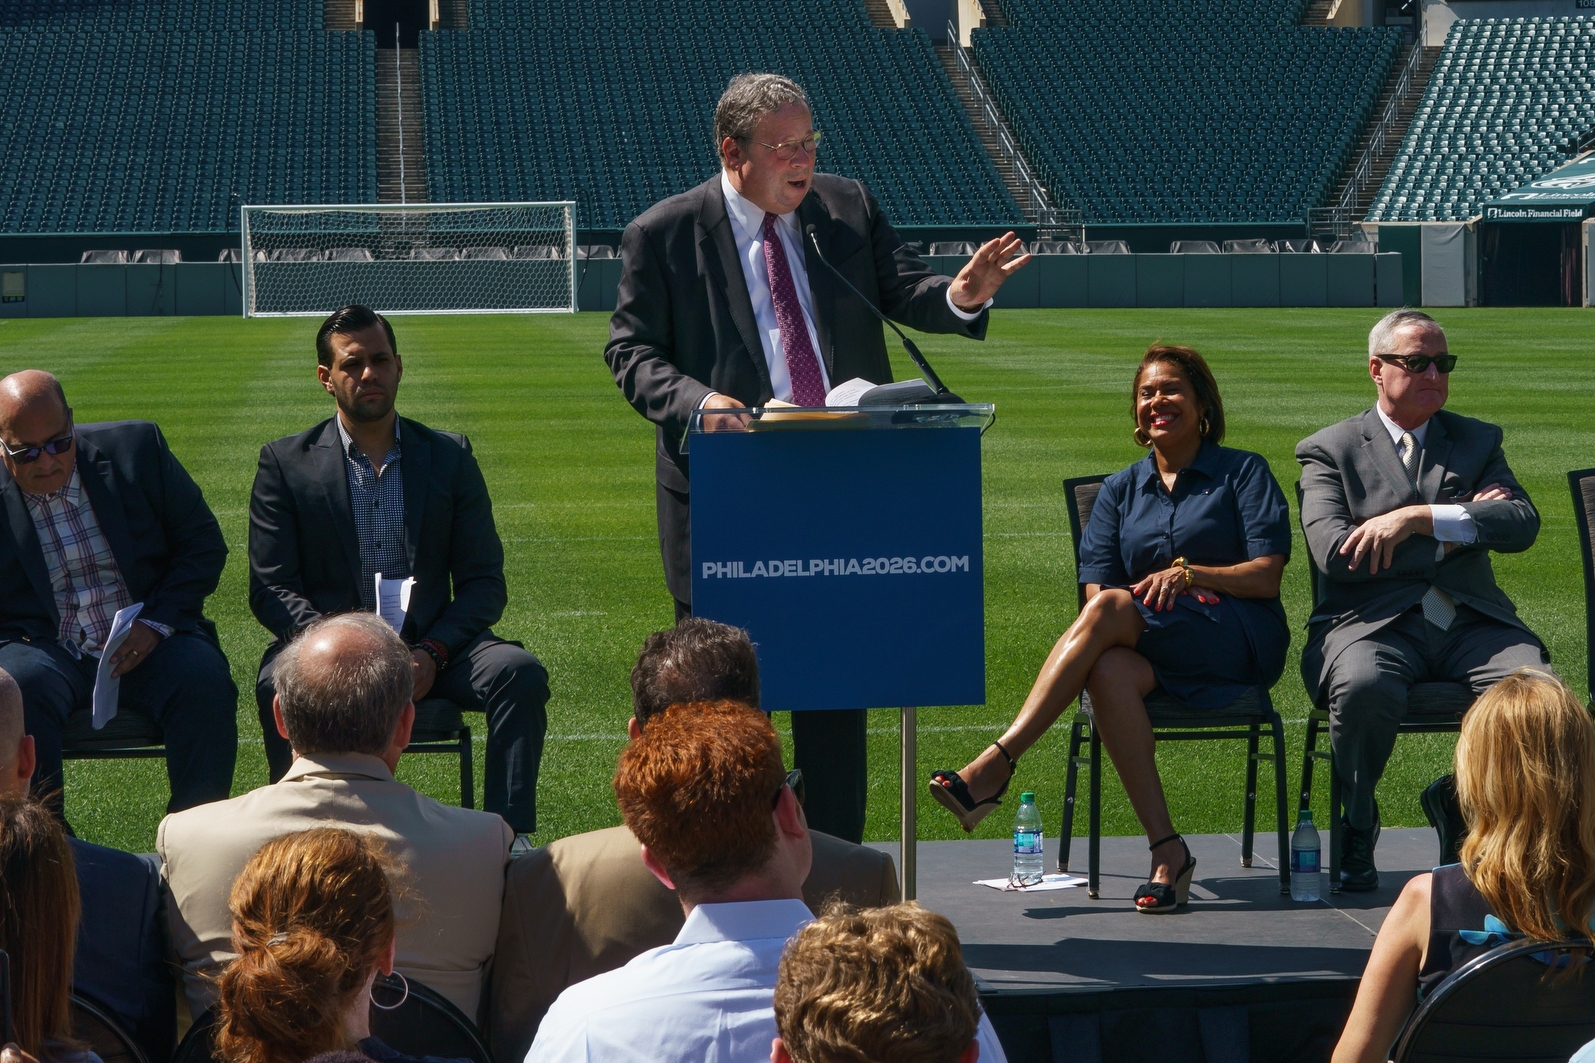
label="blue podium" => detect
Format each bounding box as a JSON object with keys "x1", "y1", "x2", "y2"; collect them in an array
[{"x1": 688, "y1": 403, "x2": 994, "y2": 897}]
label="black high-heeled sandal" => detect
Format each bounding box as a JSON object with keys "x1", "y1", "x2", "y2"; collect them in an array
[
  {"x1": 927, "y1": 740, "x2": 1018, "y2": 833},
  {"x1": 1134, "y1": 833, "x2": 1196, "y2": 914}
]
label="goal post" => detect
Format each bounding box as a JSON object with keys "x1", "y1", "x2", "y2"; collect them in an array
[{"x1": 240, "y1": 202, "x2": 577, "y2": 317}]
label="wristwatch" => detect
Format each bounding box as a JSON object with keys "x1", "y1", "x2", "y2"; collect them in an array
[{"x1": 1173, "y1": 556, "x2": 1193, "y2": 587}]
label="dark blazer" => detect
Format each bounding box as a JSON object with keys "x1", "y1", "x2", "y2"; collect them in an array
[
  {"x1": 248, "y1": 416, "x2": 506, "y2": 653},
  {"x1": 71, "y1": 838, "x2": 176, "y2": 1063},
  {"x1": 1296, "y1": 406, "x2": 1541, "y2": 697},
  {"x1": 0, "y1": 421, "x2": 225, "y2": 641},
  {"x1": 606, "y1": 173, "x2": 988, "y2": 599}
]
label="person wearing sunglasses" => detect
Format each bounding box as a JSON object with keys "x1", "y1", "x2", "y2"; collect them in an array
[
  {"x1": 0, "y1": 370, "x2": 236, "y2": 818},
  {"x1": 1296, "y1": 309, "x2": 1546, "y2": 892}
]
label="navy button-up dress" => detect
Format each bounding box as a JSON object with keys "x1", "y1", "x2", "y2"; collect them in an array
[{"x1": 1077, "y1": 442, "x2": 1292, "y2": 708}]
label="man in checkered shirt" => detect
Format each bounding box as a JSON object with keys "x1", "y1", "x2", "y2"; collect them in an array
[
  {"x1": 0, "y1": 370, "x2": 236, "y2": 816},
  {"x1": 249, "y1": 305, "x2": 551, "y2": 839}
]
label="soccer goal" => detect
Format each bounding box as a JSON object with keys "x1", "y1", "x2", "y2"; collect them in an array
[{"x1": 240, "y1": 202, "x2": 576, "y2": 316}]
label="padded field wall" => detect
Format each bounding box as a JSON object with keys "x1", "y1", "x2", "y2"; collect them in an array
[{"x1": 0, "y1": 263, "x2": 243, "y2": 317}]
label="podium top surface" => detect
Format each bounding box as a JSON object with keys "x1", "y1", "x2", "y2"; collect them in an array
[{"x1": 685, "y1": 403, "x2": 995, "y2": 450}]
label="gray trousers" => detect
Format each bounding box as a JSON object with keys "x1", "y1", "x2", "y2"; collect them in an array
[{"x1": 1325, "y1": 605, "x2": 1546, "y2": 830}]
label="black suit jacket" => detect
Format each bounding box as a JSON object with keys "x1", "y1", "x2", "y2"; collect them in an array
[
  {"x1": 0, "y1": 421, "x2": 225, "y2": 641},
  {"x1": 72, "y1": 838, "x2": 176, "y2": 1063},
  {"x1": 248, "y1": 416, "x2": 507, "y2": 653}
]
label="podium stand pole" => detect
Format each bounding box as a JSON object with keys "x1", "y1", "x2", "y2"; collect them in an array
[{"x1": 900, "y1": 705, "x2": 917, "y2": 901}]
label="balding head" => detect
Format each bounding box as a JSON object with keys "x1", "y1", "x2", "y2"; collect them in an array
[
  {"x1": 0, "y1": 668, "x2": 34, "y2": 798},
  {"x1": 273, "y1": 613, "x2": 414, "y2": 758},
  {"x1": 0, "y1": 371, "x2": 68, "y2": 427},
  {"x1": 0, "y1": 371, "x2": 75, "y2": 496}
]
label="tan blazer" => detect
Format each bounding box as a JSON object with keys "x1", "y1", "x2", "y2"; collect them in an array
[
  {"x1": 488, "y1": 825, "x2": 899, "y2": 1061},
  {"x1": 157, "y1": 752, "x2": 512, "y2": 1022}
]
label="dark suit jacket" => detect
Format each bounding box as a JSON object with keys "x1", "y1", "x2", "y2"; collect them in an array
[
  {"x1": 1296, "y1": 406, "x2": 1541, "y2": 697},
  {"x1": 248, "y1": 416, "x2": 506, "y2": 653},
  {"x1": 488, "y1": 824, "x2": 900, "y2": 1062},
  {"x1": 71, "y1": 838, "x2": 176, "y2": 1063},
  {"x1": 0, "y1": 421, "x2": 225, "y2": 641}
]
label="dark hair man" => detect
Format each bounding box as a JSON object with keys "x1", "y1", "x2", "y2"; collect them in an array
[
  {"x1": 248, "y1": 304, "x2": 551, "y2": 837},
  {"x1": 1296, "y1": 309, "x2": 1546, "y2": 891},
  {"x1": 605, "y1": 72, "x2": 1028, "y2": 844},
  {"x1": 0, "y1": 369, "x2": 236, "y2": 815}
]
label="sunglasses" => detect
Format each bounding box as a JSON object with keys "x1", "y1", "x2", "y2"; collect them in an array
[
  {"x1": 773, "y1": 768, "x2": 806, "y2": 809},
  {"x1": 0, "y1": 432, "x2": 73, "y2": 465},
  {"x1": 1376, "y1": 353, "x2": 1457, "y2": 374}
]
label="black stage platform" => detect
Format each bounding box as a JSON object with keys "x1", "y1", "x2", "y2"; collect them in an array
[{"x1": 869, "y1": 827, "x2": 1443, "y2": 1063}]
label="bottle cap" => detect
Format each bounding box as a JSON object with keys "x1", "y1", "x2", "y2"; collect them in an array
[
  {"x1": 1299, "y1": 810, "x2": 1314, "y2": 824},
  {"x1": 1020, "y1": 791, "x2": 1035, "y2": 803}
]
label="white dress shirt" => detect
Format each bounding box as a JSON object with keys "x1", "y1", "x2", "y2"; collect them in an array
[
  {"x1": 526, "y1": 896, "x2": 1010, "y2": 1063},
  {"x1": 715, "y1": 172, "x2": 987, "y2": 404},
  {"x1": 1373, "y1": 404, "x2": 1476, "y2": 548}
]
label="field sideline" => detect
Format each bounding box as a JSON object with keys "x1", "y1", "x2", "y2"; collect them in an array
[{"x1": 1, "y1": 307, "x2": 1587, "y2": 856}]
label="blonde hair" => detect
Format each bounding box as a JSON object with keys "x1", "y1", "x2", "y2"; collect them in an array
[
  {"x1": 774, "y1": 902, "x2": 980, "y2": 1063},
  {"x1": 214, "y1": 829, "x2": 399, "y2": 1063},
  {"x1": 1456, "y1": 670, "x2": 1595, "y2": 944}
]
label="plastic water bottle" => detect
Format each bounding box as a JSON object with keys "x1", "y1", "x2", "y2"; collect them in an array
[
  {"x1": 1290, "y1": 810, "x2": 1322, "y2": 902},
  {"x1": 1012, "y1": 792, "x2": 1044, "y2": 887}
]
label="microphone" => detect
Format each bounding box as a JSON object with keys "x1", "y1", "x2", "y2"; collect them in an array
[{"x1": 805, "y1": 225, "x2": 964, "y2": 403}]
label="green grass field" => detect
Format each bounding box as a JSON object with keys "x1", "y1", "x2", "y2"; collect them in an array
[{"x1": 2, "y1": 307, "x2": 1588, "y2": 856}]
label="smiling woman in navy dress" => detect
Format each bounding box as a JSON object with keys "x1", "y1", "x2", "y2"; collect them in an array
[{"x1": 928, "y1": 345, "x2": 1291, "y2": 913}]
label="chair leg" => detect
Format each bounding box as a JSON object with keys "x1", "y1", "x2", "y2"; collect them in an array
[
  {"x1": 1329, "y1": 748, "x2": 1342, "y2": 894},
  {"x1": 1059, "y1": 716, "x2": 1086, "y2": 873},
  {"x1": 459, "y1": 726, "x2": 474, "y2": 810},
  {"x1": 1300, "y1": 714, "x2": 1321, "y2": 813},
  {"x1": 1088, "y1": 725, "x2": 1102, "y2": 899},
  {"x1": 1271, "y1": 713, "x2": 1289, "y2": 894},
  {"x1": 1241, "y1": 725, "x2": 1259, "y2": 868}
]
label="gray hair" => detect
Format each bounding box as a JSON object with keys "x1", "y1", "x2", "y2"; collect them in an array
[
  {"x1": 714, "y1": 73, "x2": 810, "y2": 163},
  {"x1": 1368, "y1": 309, "x2": 1444, "y2": 360},
  {"x1": 274, "y1": 613, "x2": 414, "y2": 757}
]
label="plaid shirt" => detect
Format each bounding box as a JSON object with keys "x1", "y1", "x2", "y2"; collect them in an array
[
  {"x1": 23, "y1": 468, "x2": 135, "y2": 655},
  {"x1": 337, "y1": 417, "x2": 408, "y2": 609}
]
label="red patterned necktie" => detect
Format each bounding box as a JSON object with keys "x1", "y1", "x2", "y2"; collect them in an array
[{"x1": 762, "y1": 211, "x2": 827, "y2": 406}]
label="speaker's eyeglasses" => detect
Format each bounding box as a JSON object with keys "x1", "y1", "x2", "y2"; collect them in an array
[
  {"x1": 773, "y1": 768, "x2": 805, "y2": 808},
  {"x1": 1376, "y1": 353, "x2": 1457, "y2": 374},
  {"x1": 0, "y1": 432, "x2": 73, "y2": 465}
]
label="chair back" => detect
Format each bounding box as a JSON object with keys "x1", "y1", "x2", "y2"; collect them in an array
[
  {"x1": 71, "y1": 994, "x2": 150, "y2": 1063},
  {"x1": 1567, "y1": 468, "x2": 1595, "y2": 702},
  {"x1": 370, "y1": 974, "x2": 493, "y2": 1063},
  {"x1": 1062, "y1": 474, "x2": 1112, "y2": 609},
  {"x1": 1392, "y1": 936, "x2": 1595, "y2": 1063}
]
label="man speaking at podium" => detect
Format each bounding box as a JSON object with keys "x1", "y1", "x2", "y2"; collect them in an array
[{"x1": 605, "y1": 73, "x2": 1027, "y2": 842}]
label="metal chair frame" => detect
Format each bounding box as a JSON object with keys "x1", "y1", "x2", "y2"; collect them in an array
[
  {"x1": 1057, "y1": 474, "x2": 1290, "y2": 898},
  {"x1": 406, "y1": 698, "x2": 475, "y2": 809},
  {"x1": 1566, "y1": 468, "x2": 1595, "y2": 705},
  {"x1": 71, "y1": 992, "x2": 151, "y2": 1063}
]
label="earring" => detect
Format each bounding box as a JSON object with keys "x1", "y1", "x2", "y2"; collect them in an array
[
  {"x1": 1133, "y1": 427, "x2": 1151, "y2": 447},
  {"x1": 1199, "y1": 415, "x2": 1211, "y2": 437},
  {"x1": 371, "y1": 971, "x2": 410, "y2": 1011}
]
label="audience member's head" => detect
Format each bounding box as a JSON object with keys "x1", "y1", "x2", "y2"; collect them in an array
[
  {"x1": 215, "y1": 828, "x2": 399, "y2": 1063},
  {"x1": 272, "y1": 613, "x2": 415, "y2": 770},
  {"x1": 0, "y1": 793, "x2": 81, "y2": 1062},
  {"x1": 0, "y1": 667, "x2": 35, "y2": 797},
  {"x1": 615, "y1": 699, "x2": 808, "y2": 907},
  {"x1": 1455, "y1": 669, "x2": 1595, "y2": 945},
  {"x1": 315, "y1": 304, "x2": 401, "y2": 424},
  {"x1": 773, "y1": 902, "x2": 982, "y2": 1063},
  {"x1": 1367, "y1": 308, "x2": 1450, "y2": 427},
  {"x1": 0, "y1": 370, "x2": 75, "y2": 497},
  {"x1": 629, "y1": 618, "x2": 760, "y2": 736}
]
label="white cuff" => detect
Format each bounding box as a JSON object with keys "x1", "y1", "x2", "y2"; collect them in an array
[
  {"x1": 696, "y1": 392, "x2": 721, "y2": 409},
  {"x1": 946, "y1": 287, "x2": 991, "y2": 322},
  {"x1": 138, "y1": 619, "x2": 172, "y2": 638},
  {"x1": 1430, "y1": 504, "x2": 1476, "y2": 544}
]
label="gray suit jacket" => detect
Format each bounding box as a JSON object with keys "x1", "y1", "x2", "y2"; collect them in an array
[
  {"x1": 1296, "y1": 406, "x2": 1541, "y2": 698},
  {"x1": 487, "y1": 824, "x2": 900, "y2": 1062}
]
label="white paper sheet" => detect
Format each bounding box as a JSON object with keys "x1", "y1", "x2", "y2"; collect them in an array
[
  {"x1": 974, "y1": 873, "x2": 1086, "y2": 893},
  {"x1": 375, "y1": 573, "x2": 416, "y2": 633},
  {"x1": 92, "y1": 602, "x2": 144, "y2": 729}
]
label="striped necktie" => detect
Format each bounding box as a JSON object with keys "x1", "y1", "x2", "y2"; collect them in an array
[{"x1": 1400, "y1": 430, "x2": 1456, "y2": 631}]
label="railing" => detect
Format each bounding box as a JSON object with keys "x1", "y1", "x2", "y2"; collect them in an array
[
  {"x1": 947, "y1": 21, "x2": 1080, "y2": 233},
  {"x1": 1313, "y1": 37, "x2": 1428, "y2": 237}
]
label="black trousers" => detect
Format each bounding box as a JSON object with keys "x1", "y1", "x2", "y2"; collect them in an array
[
  {"x1": 257, "y1": 630, "x2": 550, "y2": 833},
  {"x1": 0, "y1": 633, "x2": 237, "y2": 816},
  {"x1": 676, "y1": 596, "x2": 868, "y2": 843}
]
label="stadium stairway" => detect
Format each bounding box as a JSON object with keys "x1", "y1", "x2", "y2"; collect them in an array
[{"x1": 377, "y1": 47, "x2": 429, "y2": 204}]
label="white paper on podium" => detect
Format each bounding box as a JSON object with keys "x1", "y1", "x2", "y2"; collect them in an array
[
  {"x1": 375, "y1": 573, "x2": 416, "y2": 633},
  {"x1": 92, "y1": 602, "x2": 145, "y2": 730},
  {"x1": 974, "y1": 873, "x2": 1086, "y2": 893}
]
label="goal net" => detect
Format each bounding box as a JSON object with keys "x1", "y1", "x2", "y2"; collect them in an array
[{"x1": 240, "y1": 202, "x2": 576, "y2": 316}]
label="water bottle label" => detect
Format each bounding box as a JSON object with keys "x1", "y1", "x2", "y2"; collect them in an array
[
  {"x1": 1291, "y1": 848, "x2": 1320, "y2": 874},
  {"x1": 1014, "y1": 831, "x2": 1042, "y2": 855}
]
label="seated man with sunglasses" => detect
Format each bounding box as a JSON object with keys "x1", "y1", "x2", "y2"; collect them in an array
[
  {"x1": 1296, "y1": 310, "x2": 1545, "y2": 891},
  {"x1": 0, "y1": 371, "x2": 235, "y2": 816}
]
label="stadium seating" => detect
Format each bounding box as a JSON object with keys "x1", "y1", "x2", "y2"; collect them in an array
[
  {"x1": 971, "y1": 2, "x2": 1400, "y2": 225},
  {"x1": 467, "y1": 0, "x2": 873, "y2": 28},
  {"x1": 1366, "y1": 17, "x2": 1595, "y2": 223},
  {"x1": 0, "y1": 31, "x2": 375, "y2": 233},
  {"x1": 418, "y1": 26, "x2": 1024, "y2": 229},
  {"x1": 0, "y1": 0, "x2": 320, "y2": 30}
]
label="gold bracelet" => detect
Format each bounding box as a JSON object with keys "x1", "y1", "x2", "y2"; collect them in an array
[{"x1": 1173, "y1": 557, "x2": 1192, "y2": 587}]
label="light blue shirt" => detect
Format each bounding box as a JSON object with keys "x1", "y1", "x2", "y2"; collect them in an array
[
  {"x1": 1570, "y1": 1036, "x2": 1595, "y2": 1063},
  {"x1": 526, "y1": 896, "x2": 1010, "y2": 1063}
]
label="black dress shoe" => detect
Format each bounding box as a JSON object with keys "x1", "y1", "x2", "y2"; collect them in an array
[
  {"x1": 1420, "y1": 773, "x2": 1466, "y2": 866},
  {"x1": 1340, "y1": 815, "x2": 1381, "y2": 892}
]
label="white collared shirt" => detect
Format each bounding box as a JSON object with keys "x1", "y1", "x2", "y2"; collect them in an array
[
  {"x1": 526, "y1": 896, "x2": 1010, "y2": 1063},
  {"x1": 1373, "y1": 404, "x2": 1476, "y2": 546}
]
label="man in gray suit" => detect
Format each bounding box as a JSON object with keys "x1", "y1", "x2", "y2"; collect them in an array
[{"x1": 1297, "y1": 309, "x2": 1545, "y2": 891}]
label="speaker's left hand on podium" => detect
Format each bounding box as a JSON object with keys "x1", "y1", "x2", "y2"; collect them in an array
[
  {"x1": 701, "y1": 392, "x2": 753, "y2": 431},
  {"x1": 948, "y1": 231, "x2": 1032, "y2": 312}
]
